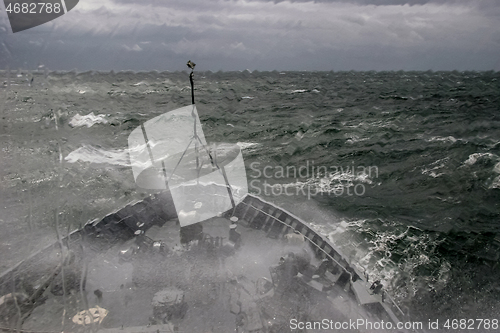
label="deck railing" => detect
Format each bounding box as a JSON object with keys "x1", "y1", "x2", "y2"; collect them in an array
[{"x1": 236, "y1": 194, "x2": 408, "y2": 321}]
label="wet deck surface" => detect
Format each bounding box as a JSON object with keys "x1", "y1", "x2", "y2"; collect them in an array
[{"x1": 20, "y1": 216, "x2": 363, "y2": 332}]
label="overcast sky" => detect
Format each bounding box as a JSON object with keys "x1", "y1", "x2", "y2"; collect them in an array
[{"x1": 1, "y1": 0, "x2": 499, "y2": 71}]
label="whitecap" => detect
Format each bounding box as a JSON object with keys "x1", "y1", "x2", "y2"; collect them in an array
[
  {"x1": 463, "y1": 152, "x2": 496, "y2": 166},
  {"x1": 65, "y1": 145, "x2": 130, "y2": 166},
  {"x1": 490, "y1": 176, "x2": 500, "y2": 189},
  {"x1": 291, "y1": 89, "x2": 307, "y2": 94},
  {"x1": 236, "y1": 142, "x2": 259, "y2": 150},
  {"x1": 421, "y1": 157, "x2": 449, "y2": 178},
  {"x1": 494, "y1": 162, "x2": 500, "y2": 174},
  {"x1": 426, "y1": 136, "x2": 457, "y2": 144},
  {"x1": 275, "y1": 167, "x2": 377, "y2": 196},
  {"x1": 69, "y1": 112, "x2": 108, "y2": 128}
]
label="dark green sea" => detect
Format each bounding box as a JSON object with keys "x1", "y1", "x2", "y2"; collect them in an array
[{"x1": 1, "y1": 69, "x2": 500, "y2": 325}]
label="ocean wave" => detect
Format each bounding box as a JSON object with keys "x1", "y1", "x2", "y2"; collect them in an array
[
  {"x1": 489, "y1": 175, "x2": 500, "y2": 189},
  {"x1": 69, "y1": 112, "x2": 108, "y2": 128},
  {"x1": 331, "y1": 218, "x2": 450, "y2": 303},
  {"x1": 309, "y1": 215, "x2": 452, "y2": 306},
  {"x1": 494, "y1": 162, "x2": 500, "y2": 174},
  {"x1": 132, "y1": 81, "x2": 149, "y2": 86},
  {"x1": 65, "y1": 145, "x2": 130, "y2": 166},
  {"x1": 344, "y1": 133, "x2": 369, "y2": 144},
  {"x1": 236, "y1": 142, "x2": 259, "y2": 150},
  {"x1": 275, "y1": 167, "x2": 377, "y2": 195},
  {"x1": 64, "y1": 142, "x2": 259, "y2": 168},
  {"x1": 421, "y1": 157, "x2": 450, "y2": 178},
  {"x1": 425, "y1": 136, "x2": 458, "y2": 144},
  {"x1": 49, "y1": 84, "x2": 97, "y2": 95},
  {"x1": 462, "y1": 152, "x2": 498, "y2": 166}
]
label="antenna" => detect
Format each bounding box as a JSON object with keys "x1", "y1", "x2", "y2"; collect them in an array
[{"x1": 187, "y1": 60, "x2": 195, "y2": 105}]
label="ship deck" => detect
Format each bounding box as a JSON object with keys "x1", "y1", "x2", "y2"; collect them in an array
[
  {"x1": 0, "y1": 193, "x2": 408, "y2": 333},
  {"x1": 18, "y1": 215, "x2": 370, "y2": 333}
]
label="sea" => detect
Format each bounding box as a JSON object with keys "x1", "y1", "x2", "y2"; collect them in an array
[{"x1": 1, "y1": 69, "x2": 499, "y2": 325}]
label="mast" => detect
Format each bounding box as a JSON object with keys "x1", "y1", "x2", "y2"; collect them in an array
[
  {"x1": 186, "y1": 60, "x2": 236, "y2": 210},
  {"x1": 187, "y1": 60, "x2": 200, "y2": 180},
  {"x1": 129, "y1": 61, "x2": 246, "y2": 226},
  {"x1": 187, "y1": 60, "x2": 195, "y2": 105}
]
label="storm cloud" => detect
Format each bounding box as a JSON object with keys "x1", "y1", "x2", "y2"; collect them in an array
[{"x1": 0, "y1": 0, "x2": 499, "y2": 71}]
